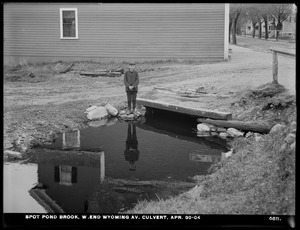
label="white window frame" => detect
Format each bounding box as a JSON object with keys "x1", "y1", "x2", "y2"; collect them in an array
[
  {"x1": 60, "y1": 8, "x2": 78, "y2": 39},
  {"x1": 62, "y1": 129, "x2": 80, "y2": 149},
  {"x1": 59, "y1": 165, "x2": 73, "y2": 186}
]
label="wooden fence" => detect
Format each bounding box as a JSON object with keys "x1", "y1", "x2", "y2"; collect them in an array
[{"x1": 269, "y1": 48, "x2": 295, "y2": 84}]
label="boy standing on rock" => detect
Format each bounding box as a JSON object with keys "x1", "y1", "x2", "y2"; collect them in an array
[{"x1": 124, "y1": 62, "x2": 139, "y2": 114}]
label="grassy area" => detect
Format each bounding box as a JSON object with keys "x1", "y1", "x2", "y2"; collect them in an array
[{"x1": 125, "y1": 128, "x2": 295, "y2": 214}]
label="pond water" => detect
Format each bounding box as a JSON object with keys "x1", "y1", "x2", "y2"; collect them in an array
[{"x1": 4, "y1": 112, "x2": 229, "y2": 213}]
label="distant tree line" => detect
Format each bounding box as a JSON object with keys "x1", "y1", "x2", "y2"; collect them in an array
[{"x1": 229, "y1": 4, "x2": 295, "y2": 44}]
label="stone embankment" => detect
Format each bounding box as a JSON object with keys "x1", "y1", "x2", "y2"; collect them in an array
[{"x1": 85, "y1": 103, "x2": 147, "y2": 128}]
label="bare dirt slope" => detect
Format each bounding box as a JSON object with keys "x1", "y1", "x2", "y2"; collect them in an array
[{"x1": 3, "y1": 38, "x2": 295, "y2": 154}]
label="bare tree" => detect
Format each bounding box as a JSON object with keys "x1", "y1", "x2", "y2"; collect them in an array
[
  {"x1": 245, "y1": 4, "x2": 260, "y2": 38},
  {"x1": 260, "y1": 4, "x2": 273, "y2": 39},
  {"x1": 236, "y1": 16, "x2": 248, "y2": 35},
  {"x1": 229, "y1": 11, "x2": 234, "y2": 43},
  {"x1": 270, "y1": 4, "x2": 293, "y2": 40},
  {"x1": 256, "y1": 9, "x2": 263, "y2": 39},
  {"x1": 230, "y1": 4, "x2": 246, "y2": 44}
]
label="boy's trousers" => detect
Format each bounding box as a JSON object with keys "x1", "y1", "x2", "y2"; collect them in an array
[{"x1": 126, "y1": 91, "x2": 137, "y2": 109}]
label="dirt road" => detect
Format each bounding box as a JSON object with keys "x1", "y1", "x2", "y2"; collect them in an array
[
  {"x1": 3, "y1": 39, "x2": 296, "y2": 153},
  {"x1": 235, "y1": 35, "x2": 295, "y2": 53}
]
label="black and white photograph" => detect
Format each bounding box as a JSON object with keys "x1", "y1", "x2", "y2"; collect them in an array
[{"x1": 3, "y1": 2, "x2": 296, "y2": 228}]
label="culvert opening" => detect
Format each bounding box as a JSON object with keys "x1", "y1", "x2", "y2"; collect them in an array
[{"x1": 6, "y1": 109, "x2": 229, "y2": 213}]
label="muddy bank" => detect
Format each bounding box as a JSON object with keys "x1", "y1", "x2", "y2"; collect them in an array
[{"x1": 4, "y1": 96, "x2": 134, "y2": 154}]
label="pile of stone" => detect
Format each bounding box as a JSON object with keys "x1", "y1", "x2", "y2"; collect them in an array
[
  {"x1": 197, "y1": 120, "x2": 296, "y2": 145},
  {"x1": 271, "y1": 121, "x2": 296, "y2": 152},
  {"x1": 118, "y1": 106, "x2": 146, "y2": 121},
  {"x1": 85, "y1": 103, "x2": 146, "y2": 127},
  {"x1": 197, "y1": 122, "x2": 245, "y2": 139}
]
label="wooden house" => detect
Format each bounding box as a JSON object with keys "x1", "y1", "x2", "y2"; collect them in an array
[{"x1": 4, "y1": 3, "x2": 229, "y2": 66}]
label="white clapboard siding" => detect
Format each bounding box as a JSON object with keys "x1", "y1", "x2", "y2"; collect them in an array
[{"x1": 4, "y1": 3, "x2": 226, "y2": 65}]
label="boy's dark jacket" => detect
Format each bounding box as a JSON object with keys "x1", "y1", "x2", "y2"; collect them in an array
[{"x1": 124, "y1": 70, "x2": 139, "y2": 92}]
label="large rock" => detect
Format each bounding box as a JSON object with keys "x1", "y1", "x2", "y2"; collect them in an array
[
  {"x1": 203, "y1": 123, "x2": 217, "y2": 132},
  {"x1": 245, "y1": 132, "x2": 254, "y2": 138},
  {"x1": 197, "y1": 123, "x2": 211, "y2": 132},
  {"x1": 227, "y1": 128, "x2": 244, "y2": 137},
  {"x1": 270, "y1": 124, "x2": 285, "y2": 134},
  {"x1": 87, "y1": 106, "x2": 109, "y2": 120},
  {"x1": 85, "y1": 105, "x2": 98, "y2": 113},
  {"x1": 219, "y1": 132, "x2": 229, "y2": 139},
  {"x1": 105, "y1": 103, "x2": 118, "y2": 116},
  {"x1": 216, "y1": 127, "x2": 227, "y2": 133}
]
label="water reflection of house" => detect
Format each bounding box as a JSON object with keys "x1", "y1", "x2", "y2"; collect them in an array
[
  {"x1": 62, "y1": 129, "x2": 80, "y2": 150},
  {"x1": 29, "y1": 150, "x2": 105, "y2": 213},
  {"x1": 55, "y1": 165, "x2": 77, "y2": 186}
]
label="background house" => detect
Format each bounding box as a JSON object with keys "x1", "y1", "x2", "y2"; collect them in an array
[
  {"x1": 4, "y1": 3, "x2": 229, "y2": 66},
  {"x1": 244, "y1": 17, "x2": 296, "y2": 38},
  {"x1": 243, "y1": 4, "x2": 296, "y2": 39}
]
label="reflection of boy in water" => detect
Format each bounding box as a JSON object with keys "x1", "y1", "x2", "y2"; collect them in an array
[{"x1": 124, "y1": 123, "x2": 139, "y2": 171}]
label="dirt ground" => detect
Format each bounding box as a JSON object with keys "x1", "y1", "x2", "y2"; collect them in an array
[
  {"x1": 3, "y1": 36, "x2": 295, "y2": 154},
  {"x1": 235, "y1": 35, "x2": 295, "y2": 53},
  {"x1": 3, "y1": 36, "x2": 296, "y2": 216}
]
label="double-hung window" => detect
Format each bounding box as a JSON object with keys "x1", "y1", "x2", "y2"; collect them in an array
[{"x1": 60, "y1": 8, "x2": 78, "y2": 39}]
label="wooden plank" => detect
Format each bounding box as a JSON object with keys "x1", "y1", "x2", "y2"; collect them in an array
[
  {"x1": 269, "y1": 48, "x2": 296, "y2": 57},
  {"x1": 59, "y1": 63, "x2": 74, "y2": 74},
  {"x1": 137, "y1": 97, "x2": 232, "y2": 120},
  {"x1": 79, "y1": 71, "x2": 106, "y2": 76},
  {"x1": 269, "y1": 48, "x2": 295, "y2": 85},
  {"x1": 197, "y1": 118, "x2": 271, "y2": 133},
  {"x1": 272, "y1": 51, "x2": 278, "y2": 84},
  {"x1": 154, "y1": 86, "x2": 223, "y2": 98}
]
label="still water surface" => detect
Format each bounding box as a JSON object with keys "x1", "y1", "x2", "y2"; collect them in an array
[{"x1": 4, "y1": 114, "x2": 229, "y2": 213}]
